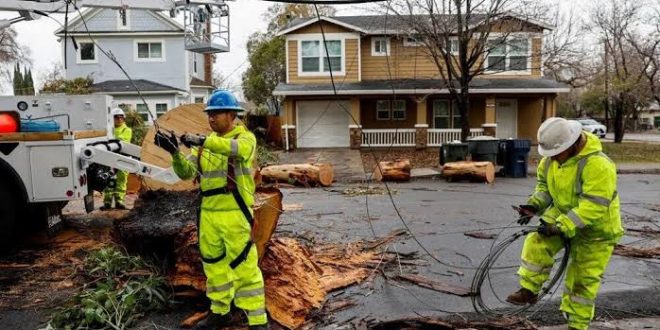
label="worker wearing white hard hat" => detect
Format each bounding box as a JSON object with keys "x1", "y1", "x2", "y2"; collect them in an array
[
  {"x1": 101, "y1": 108, "x2": 133, "y2": 210},
  {"x1": 507, "y1": 117, "x2": 622, "y2": 330}
]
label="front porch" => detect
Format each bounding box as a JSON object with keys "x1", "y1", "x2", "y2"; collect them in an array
[{"x1": 360, "y1": 128, "x2": 485, "y2": 147}]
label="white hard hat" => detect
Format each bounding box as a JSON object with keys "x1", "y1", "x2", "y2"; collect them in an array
[
  {"x1": 537, "y1": 117, "x2": 583, "y2": 157},
  {"x1": 111, "y1": 108, "x2": 125, "y2": 117}
]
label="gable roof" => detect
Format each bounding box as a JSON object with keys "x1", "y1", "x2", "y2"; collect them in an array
[
  {"x1": 277, "y1": 13, "x2": 551, "y2": 36},
  {"x1": 92, "y1": 79, "x2": 185, "y2": 94},
  {"x1": 190, "y1": 77, "x2": 214, "y2": 88},
  {"x1": 54, "y1": 8, "x2": 183, "y2": 35}
]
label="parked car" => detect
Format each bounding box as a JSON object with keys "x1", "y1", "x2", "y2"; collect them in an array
[{"x1": 576, "y1": 119, "x2": 607, "y2": 138}]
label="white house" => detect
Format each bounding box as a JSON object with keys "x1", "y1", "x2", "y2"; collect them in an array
[{"x1": 55, "y1": 8, "x2": 216, "y2": 123}]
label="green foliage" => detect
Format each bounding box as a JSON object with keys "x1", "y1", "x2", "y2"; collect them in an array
[
  {"x1": 13, "y1": 63, "x2": 34, "y2": 95},
  {"x1": 256, "y1": 143, "x2": 279, "y2": 167},
  {"x1": 121, "y1": 105, "x2": 147, "y2": 146},
  {"x1": 241, "y1": 34, "x2": 286, "y2": 111},
  {"x1": 43, "y1": 247, "x2": 168, "y2": 330},
  {"x1": 41, "y1": 77, "x2": 93, "y2": 95}
]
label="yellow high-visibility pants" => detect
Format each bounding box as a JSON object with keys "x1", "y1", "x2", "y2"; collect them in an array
[
  {"x1": 517, "y1": 232, "x2": 616, "y2": 330},
  {"x1": 103, "y1": 169, "x2": 128, "y2": 205},
  {"x1": 199, "y1": 209, "x2": 267, "y2": 326}
]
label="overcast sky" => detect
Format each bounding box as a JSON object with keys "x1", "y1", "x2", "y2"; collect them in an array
[{"x1": 0, "y1": 0, "x2": 373, "y2": 97}]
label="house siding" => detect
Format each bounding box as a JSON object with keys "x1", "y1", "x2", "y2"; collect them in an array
[
  {"x1": 70, "y1": 9, "x2": 177, "y2": 32},
  {"x1": 287, "y1": 38, "x2": 360, "y2": 84},
  {"x1": 295, "y1": 22, "x2": 353, "y2": 34},
  {"x1": 63, "y1": 36, "x2": 187, "y2": 91},
  {"x1": 361, "y1": 37, "x2": 440, "y2": 80},
  {"x1": 517, "y1": 97, "x2": 544, "y2": 143}
]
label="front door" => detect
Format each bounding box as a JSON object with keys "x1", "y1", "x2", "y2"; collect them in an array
[{"x1": 496, "y1": 99, "x2": 518, "y2": 139}]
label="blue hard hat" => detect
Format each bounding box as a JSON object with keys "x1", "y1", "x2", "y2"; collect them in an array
[{"x1": 205, "y1": 89, "x2": 244, "y2": 112}]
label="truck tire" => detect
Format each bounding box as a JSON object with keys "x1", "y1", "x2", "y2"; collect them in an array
[{"x1": 0, "y1": 185, "x2": 18, "y2": 254}]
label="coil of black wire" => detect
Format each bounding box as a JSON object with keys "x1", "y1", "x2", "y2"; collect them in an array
[{"x1": 470, "y1": 228, "x2": 571, "y2": 317}]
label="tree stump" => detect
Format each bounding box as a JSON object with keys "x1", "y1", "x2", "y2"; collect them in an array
[
  {"x1": 261, "y1": 163, "x2": 334, "y2": 187},
  {"x1": 442, "y1": 161, "x2": 495, "y2": 183},
  {"x1": 372, "y1": 159, "x2": 411, "y2": 182}
]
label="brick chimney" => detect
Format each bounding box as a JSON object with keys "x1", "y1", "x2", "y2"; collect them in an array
[{"x1": 204, "y1": 53, "x2": 214, "y2": 85}]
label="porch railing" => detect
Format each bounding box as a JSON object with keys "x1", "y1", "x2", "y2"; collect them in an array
[
  {"x1": 427, "y1": 128, "x2": 485, "y2": 146},
  {"x1": 361, "y1": 129, "x2": 416, "y2": 147}
]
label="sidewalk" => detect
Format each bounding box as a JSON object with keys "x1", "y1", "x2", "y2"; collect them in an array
[
  {"x1": 529, "y1": 162, "x2": 660, "y2": 175},
  {"x1": 539, "y1": 317, "x2": 660, "y2": 329}
]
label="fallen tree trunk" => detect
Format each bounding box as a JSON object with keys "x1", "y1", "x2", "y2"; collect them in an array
[
  {"x1": 442, "y1": 161, "x2": 495, "y2": 183},
  {"x1": 261, "y1": 163, "x2": 334, "y2": 187},
  {"x1": 614, "y1": 244, "x2": 660, "y2": 258},
  {"x1": 372, "y1": 159, "x2": 411, "y2": 182}
]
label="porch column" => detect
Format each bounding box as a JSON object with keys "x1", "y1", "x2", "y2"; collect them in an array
[
  {"x1": 349, "y1": 97, "x2": 362, "y2": 149},
  {"x1": 543, "y1": 94, "x2": 557, "y2": 120},
  {"x1": 415, "y1": 100, "x2": 428, "y2": 149},
  {"x1": 483, "y1": 95, "x2": 497, "y2": 137},
  {"x1": 281, "y1": 98, "x2": 297, "y2": 150}
]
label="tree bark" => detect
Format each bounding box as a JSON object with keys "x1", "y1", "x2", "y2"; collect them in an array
[
  {"x1": 372, "y1": 159, "x2": 411, "y2": 182},
  {"x1": 442, "y1": 161, "x2": 495, "y2": 183},
  {"x1": 261, "y1": 163, "x2": 334, "y2": 187}
]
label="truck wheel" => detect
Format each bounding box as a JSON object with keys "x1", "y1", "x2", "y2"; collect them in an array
[{"x1": 0, "y1": 185, "x2": 18, "y2": 254}]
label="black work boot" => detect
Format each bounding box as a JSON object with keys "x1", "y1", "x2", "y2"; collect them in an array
[
  {"x1": 100, "y1": 203, "x2": 112, "y2": 211},
  {"x1": 191, "y1": 312, "x2": 233, "y2": 330},
  {"x1": 248, "y1": 324, "x2": 270, "y2": 330},
  {"x1": 505, "y1": 288, "x2": 539, "y2": 305},
  {"x1": 115, "y1": 203, "x2": 126, "y2": 210}
]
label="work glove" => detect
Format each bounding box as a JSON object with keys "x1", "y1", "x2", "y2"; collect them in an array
[
  {"x1": 154, "y1": 130, "x2": 179, "y2": 154},
  {"x1": 537, "y1": 221, "x2": 563, "y2": 237},
  {"x1": 516, "y1": 204, "x2": 538, "y2": 225},
  {"x1": 180, "y1": 133, "x2": 206, "y2": 148}
]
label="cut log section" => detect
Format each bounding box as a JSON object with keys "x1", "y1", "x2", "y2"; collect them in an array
[
  {"x1": 442, "y1": 161, "x2": 495, "y2": 183},
  {"x1": 372, "y1": 159, "x2": 411, "y2": 182},
  {"x1": 261, "y1": 163, "x2": 334, "y2": 187}
]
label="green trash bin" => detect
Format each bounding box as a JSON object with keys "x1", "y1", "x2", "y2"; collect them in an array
[
  {"x1": 468, "y1": 136, "x2": 499, "y2": 164},
  {"x1": 440, "y1": 142, "x2": 469, "y2": 165}
]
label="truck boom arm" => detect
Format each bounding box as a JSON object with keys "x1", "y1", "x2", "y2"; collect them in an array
[{"x1": 81, "y1": 141, "x2": 180, "y2": 185}]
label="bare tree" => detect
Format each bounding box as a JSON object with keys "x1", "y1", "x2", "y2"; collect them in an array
[
  {"x1": 591, "y1": 0, "x2": 656, "y2": 142},
  {"x1": 0, "y1": 27, "x2": 29, "y2": 91},
  {"x1": 386, "y1": 0, "x2": 557, "y2": 141}
]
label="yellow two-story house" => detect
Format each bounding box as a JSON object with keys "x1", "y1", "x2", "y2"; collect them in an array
[{"x1": 274, "y1": 15, "x2": 569, "y2": 149}]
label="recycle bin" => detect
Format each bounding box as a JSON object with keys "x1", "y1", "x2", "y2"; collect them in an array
[
  {"x1": 504, "y1": 139, "x2": 531, "y2": 178},
  {"x1": 468, "y1": 136, "x2": 499, "y2": 164},
  {"x1": 439, "y1": 142, "x2": 468, "y2": 165}
]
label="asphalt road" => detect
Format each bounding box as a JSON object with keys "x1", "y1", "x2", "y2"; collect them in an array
[
  {"x1": 605, "y1": 132, "x2": 660, "y2": 143},
  {"x1": 1, "y1": 175, "x2": 658, "y2": 329}
]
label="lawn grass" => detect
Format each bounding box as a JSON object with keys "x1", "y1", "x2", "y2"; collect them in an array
[{"x1": 529, "y1": 141, "x2": 660, "y2": 164}]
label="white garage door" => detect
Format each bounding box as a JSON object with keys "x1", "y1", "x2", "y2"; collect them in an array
[{"x1": 297, "y1": 100, "x2": 350, "y2": 148}]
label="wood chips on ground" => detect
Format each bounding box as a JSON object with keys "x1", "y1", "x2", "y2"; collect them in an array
[{"x1": 614, "y1": 244, "x2": 660, "y2": 258}]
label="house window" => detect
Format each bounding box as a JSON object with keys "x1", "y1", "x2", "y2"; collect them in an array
[
  {"x1": 372, "y1": 37, "x2": 389, "y2": 56},
  {"x1": 433, "y1": 100, "x2": 450, "y2": 128},
  {"x1": 323, "y1": 40, "x2": 342, "y2": 72},
  {"x1": 136, "y1": 41, "x2": 164, "y2": 61},
  {"x1": 136, "y1": 103, "x2": 150, "y2": 122},
  {"x1": 193, "y1": 54, "x2": 198, "y2": 74},
  {"x1": 487, "y1": 38, "x2": 530, "y2": 72},
  {"x1": 449, "y1": 39, "x2": 459, "y2": 55},
  {"x1": 433, "y1": 100, "x2": 463, "y2": 128},
  {"x1": 392, "y1": 100, "x2": 406, "y2": 120},
  {"x1": 376, "y1": 100, "x2": 390, "y2": 120},
  {"x1": 156, "y1": 103, "x2": 168, "y2": 118},
  {"x1": 117, "y1": 9, "x2": 130, "y2": 29},
  {"x1": 78, "y1": 42, "x2": 96, "y2": 63},
  {"x1": 376, "y1": 100, "x2": 406, "y2": 120},
  {"x1": 300, "y1": 40, "x2": 342, "y2": 73},
  {"x1": 195, "y1": 97, "x2": 204, "y2": 103}
]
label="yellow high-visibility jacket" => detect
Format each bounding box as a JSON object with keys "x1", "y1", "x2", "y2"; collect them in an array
[{"x1": 529, "y1": 132, "x2": 623, "y2": 240}]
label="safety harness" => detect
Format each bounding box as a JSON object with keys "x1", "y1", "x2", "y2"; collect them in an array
[{"x1": 196, "y1": 135, "x2": 254, "y2": 269}]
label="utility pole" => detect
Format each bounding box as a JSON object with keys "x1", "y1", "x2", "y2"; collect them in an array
[{"x1": 604, "y1": 39, "x2": 610, "y2": 129}]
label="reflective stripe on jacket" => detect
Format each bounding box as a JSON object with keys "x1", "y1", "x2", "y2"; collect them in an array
[
  {"x1": 528, "y1": 132, "x2": 623, "y2": 239},
  {"x1": 172, "y1": 125, "x2": 256, "y2": 212}
]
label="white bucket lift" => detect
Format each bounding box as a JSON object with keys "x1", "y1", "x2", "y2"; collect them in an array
[{"x1": 179, "y1": 0, "x2": 230, "y2": 54}]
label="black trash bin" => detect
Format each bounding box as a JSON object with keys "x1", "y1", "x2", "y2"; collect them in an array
[
  {"x1": 439, "y1": 142, "x2": 469, "y2": 165},
  {"x1": 504, "y1": 139, "x2": 531, "y2": 178},
  {"x1": 468, "y1": 136, "x2": 499, "y2": 164}
]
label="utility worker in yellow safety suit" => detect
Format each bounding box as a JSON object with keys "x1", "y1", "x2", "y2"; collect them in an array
[
  {"x1": 154, "y1": 90, "x2": 269, "y2": 330},
  {"x1": 101, "y1": 108, "x2": 132, "y2": 210},
  {"x1": 507, "y1": 117, "x2": 623, "y2": 330}
]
